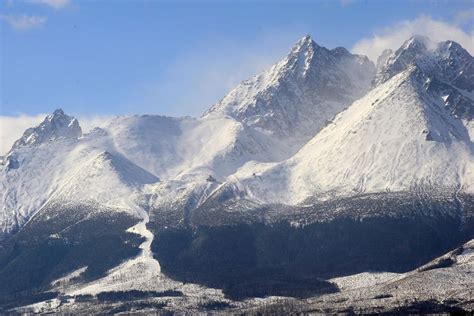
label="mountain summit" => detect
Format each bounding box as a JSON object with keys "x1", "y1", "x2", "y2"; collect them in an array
[
  {"x1": 374, "y1": 36, "x2": 473, "y2": 120},
  {"x1": 11, "y1": 108, "x2": 82, "y2": 151},
  {"x1": 204, "y1": 35, "x2": 375, "y2": 143}
]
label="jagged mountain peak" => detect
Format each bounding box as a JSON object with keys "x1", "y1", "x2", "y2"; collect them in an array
[
  {"x1": 290, "y1": 35, "x2": 356, "y2": 61},
  {"x1": 290, "y1": 35, "x2": 319, "y2": 53},
  {"x1": 298, "y1": 34, "x2": 314, "y2": 43},
  {"x1": 374, "y1": 37, "x2": 473, "y2": 120},
  {"x1": 402, "y1": 35, "x2": 431, "y2": 50},
  {"x1": 203, "y1": 35, "x2": 375, "y2": 143},
  {"x1": 375, "y1": 36, "x2": 473, "y2": 84},
  {"x1": 434, "y1": 40, "x2": 474, "y2": 93},
  {"x1": 285, "y1": 35, "x2": 321, "y2": 78},
  {"x1": 11, "y1": 108, "x2": 82, "y2": 151},
  {"x1": 435, "y1": 40, "x2": 471, "y2": 65},
  {"x1": 51, "y1": 108, "x2": 66, "y2": 116},
  {"x1": 44, "y1": 108, "x2": 79, "y2": 127},
  {"x1": 437, "y1": 39, "x2": 466, "y2": 55},
  {"x1": 374, "y1": 35, "x2": 432, "y2": 85},
  {"x1": 387, "y1": 35, "x2": 432, "y2": 67}
]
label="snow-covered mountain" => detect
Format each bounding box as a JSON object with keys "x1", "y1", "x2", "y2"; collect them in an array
[
  {"x1": 2, "y1": 35, "x2": 473, "y2": 236},
  {"x1": 220, "y1": 36, "x2": 474, "y2": 204},
  {"x1": 374, "y1": 36, "x2": 473, "y2": 119},
  {"x1": 141, "y1": 35, "x2": 376, "y2": 218},
  {"x1": 0, "y1": 35, "x2": 473, "y2": 313},
  {"x1": 0, "y1": 111, "x2": 160, "y2": 237},
  {"x1": 12, "y1": 109, "x2": 82, "y2": 150},
  {"x1": 1, "y1": 35, "x2": 378, "y2": 238},
  {"x1": 1, "y1": 109, "x2": 83, "y2": 236},
  {"x1": 204, "y1": 35, "x2": 375, "y2": 145},
  {"x1": 1, "y1": 34, "x2": 472, "y2": 237}
]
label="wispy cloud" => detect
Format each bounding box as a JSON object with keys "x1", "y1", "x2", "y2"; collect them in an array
[
  {"x1": 454, "y1": 9, "x2": 474, "y2": 26},
  {"x1": 78, "y1": 115, "x2": 112, "y2": 134},
  {"x1": 134, "y1": 29, "x2": 305, "y2": 117},
  {"x1": 352, "y1": 15, "x2": 474, "y2": 62},
  {"x1": 0, "y1": 114, "x2": 46, "y2": 154},
  {"x1": 0, "y1": 113, "x2": 112, "y2": 155},
  {"x1": 0, "y1": 13, "x2": 46, "y2": 30},
  {"x1": 27, "y1": 0, "x2": 71, "y2": 9}
]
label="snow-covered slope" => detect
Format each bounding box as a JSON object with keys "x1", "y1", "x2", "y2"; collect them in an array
[
  {"x1": 85, "y1": 36, "x2": 378, "y2": 217},
  {"x1": 204, "y1": 35, "x2": 375, "y2": 146},
  {"x1": 226, "y1": 37, "x2": 473, "y2": 204},
  {"x1": 0, "y1": 110, "x2": 84, "y2": 236},
  {"x1": 105, "y1": 36, "x2": 375, "y2": 183},
  {"x1": 0, "y1": 112, "x2": 160, "y2": 237},
  {"x1": 103, "y1": 115, "x2": 290, "y2": 181},
  {"x1": 309, "y1": 239, "x2": 474, "y2": 313},
  {"x1": 44, "y1": 150, "x2": 159, "y2": 210}
]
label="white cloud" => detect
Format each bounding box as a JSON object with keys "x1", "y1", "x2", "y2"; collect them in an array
[
  {"x1": 0, "y1": 13, "x2": 46, "y2": 30},
  {"x1": 27, "y1": 0, "x2": 70, "y2": 9},
  {"x1": 77, "y1": 115, "x2": 112, "y2": 133},
  {"x1": 0, "y1": 113, "x2": 112, "y2": 155},
  {"x1": 352, "y1": 15, "x2": 474, "y2": 62},
  {"x1": 0, "y1": 114, "x2": 46, "y2": 155}
]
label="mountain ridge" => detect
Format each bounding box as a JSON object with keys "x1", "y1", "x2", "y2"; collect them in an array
[
  {"x1": 1, "y1": 35, "x2": 473, "y2": 238},
  {"x1": 203, "y1": 35, "x2": 375, "y2": 143},
  {"x1": 0, "y1": 34, "x2": 473, "y2": 313}
]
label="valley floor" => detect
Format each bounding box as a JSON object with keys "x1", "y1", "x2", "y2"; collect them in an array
[{"x1": 12, "y1": 236, "x2": 474, "y2": 314}]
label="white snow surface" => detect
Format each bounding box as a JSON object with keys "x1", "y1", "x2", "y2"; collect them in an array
[
  {"x1": 51, "y1": 267, "x2": 88, "y2": 288},
  {"x1": 330, "y1": 272, "x2": 403, "y2": 291},
  {"x1": 0, "y1": 133, "x2": 160, "y2": 236},
  {"x1": 231, "y1": 66, "x2": 474, "y2": 204}
]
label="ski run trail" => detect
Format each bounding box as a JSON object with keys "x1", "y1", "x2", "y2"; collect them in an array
[{"x1": 59, "y1": 200, "x2": 226, "y2": 304}]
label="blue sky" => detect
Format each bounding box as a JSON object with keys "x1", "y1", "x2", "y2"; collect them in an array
[{"x1": 0, "y1": 0, "x2": 473, "y2": 121}]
